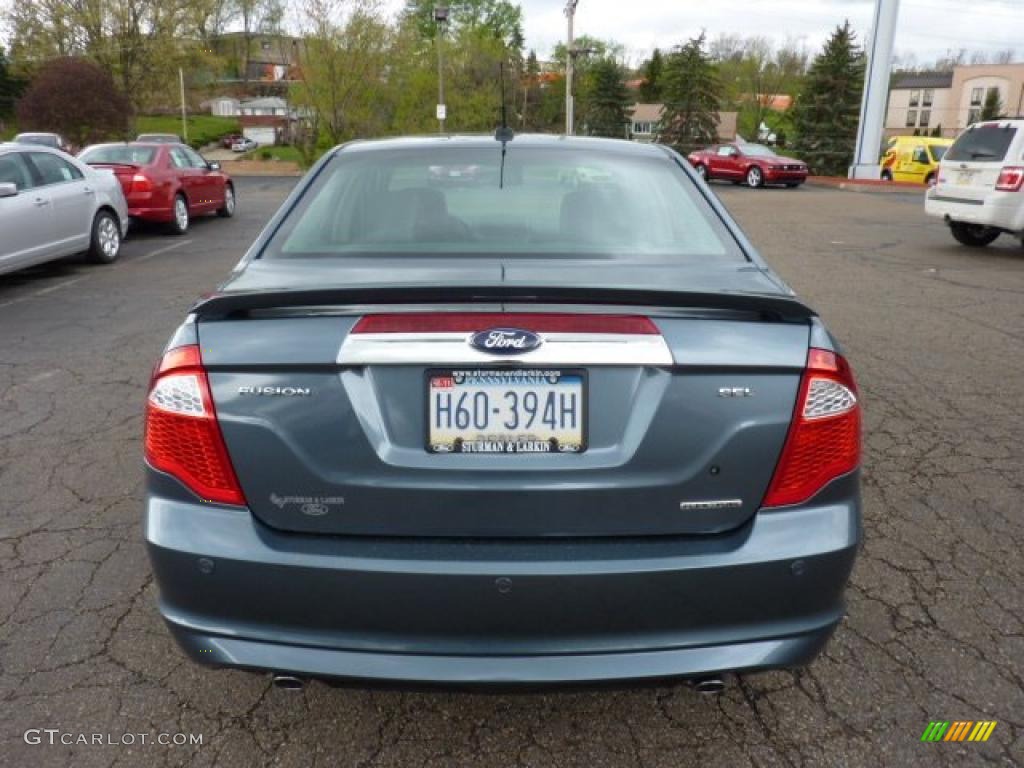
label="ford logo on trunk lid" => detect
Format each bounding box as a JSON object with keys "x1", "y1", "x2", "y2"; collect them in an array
[{"x1": 469, "y1": 328, "x2": 542, "y2": 355}]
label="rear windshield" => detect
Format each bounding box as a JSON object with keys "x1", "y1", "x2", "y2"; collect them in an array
[
  {"x1": 80, "y1": 146, "x2": 156, "y2": 165},
  {"x1": 946, "y1": 124, "x2": 1017, "y2": 162},
  {"x1": 261, "y1": 145, "x2": 745, "y2": 263}
]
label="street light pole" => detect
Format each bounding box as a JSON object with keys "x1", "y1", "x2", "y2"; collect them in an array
[
  {"x1": 435, "y1": 6, "x2": 449, "y2": 133},
  {"x1": 565, "y1": 0, "x2": 578, "y2": 135},
  {"x1": 179, "y1": 68, "x2": 188, "y2": 144}
]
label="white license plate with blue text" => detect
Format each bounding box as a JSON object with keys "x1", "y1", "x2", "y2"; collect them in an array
[{"x1": 427, "y1": 369, "x2": 587, "y2": 454}]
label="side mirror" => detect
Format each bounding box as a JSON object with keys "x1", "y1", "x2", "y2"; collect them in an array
[
  {"x1": 209, "y1": 161, "x2": 221, "y2": 171},
  {"x1": 0, "y1": 182, "x2": 18, "y2": 198}
]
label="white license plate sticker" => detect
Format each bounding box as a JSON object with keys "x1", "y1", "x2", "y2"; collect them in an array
[{"x1": 427, "y1": 369, "x2": 586, "y2": 454}]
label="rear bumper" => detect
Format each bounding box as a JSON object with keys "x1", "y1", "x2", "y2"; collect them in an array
[
  {"x1": 128, "y1": 205, "x2": 174, "y2": 223},
  {"x1": 925, "y1": 189, "x2": 1024, "y2": 233},
  {"x1": 145, "y1": 471, "x2": 860, "y2": 686}
]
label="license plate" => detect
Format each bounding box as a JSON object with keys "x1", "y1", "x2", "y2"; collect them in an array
[
  {"x1": 956, "y1": 170, "x2": 977, "y2": 185},
  {"x1": 427, "y1": 369, "x2": 586, "y2": 454}
]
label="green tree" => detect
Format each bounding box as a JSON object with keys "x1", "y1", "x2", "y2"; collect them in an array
[
  {"x1": 637, "y1": 48, "x2": 663, "y2": 102},
  {"x1": 657, "y1": 33, "x2": 721, "y2": 153},
  {"x1": 401, "y1": 0, "x2": 523, "y2": 48},
  {"x1": 0, "y1": 47, "x2": 22, "y2": 119},
  {"x1": 790, "y1": 21, "x2": 865, "y2": 175},
  {"x1": 291, "y1": 0, "x2": 391, "y2": 160},
  {"x1": 582, "y1": 57, "x2": 631, "y2": 138},
  {"x1": 980, "y1": 88, "x2": 1003, "y2": 121}
]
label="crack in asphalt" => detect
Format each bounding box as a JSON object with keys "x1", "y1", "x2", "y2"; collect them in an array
[{"x1": 1, "y1": 180, "x2": 1021, "y2": 767}]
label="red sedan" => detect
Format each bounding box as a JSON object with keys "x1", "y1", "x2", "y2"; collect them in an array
[
  {"x1": 78, "y1": 142, "x2": 235, "y2": 234},
  {"x1": 687, "y1": 143, "x2": 808, "y2": 188}
]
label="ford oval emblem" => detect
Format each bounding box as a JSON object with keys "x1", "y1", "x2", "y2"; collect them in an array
[{"x1": 469, "y1": 328, "x2": 543, "y2": 355}]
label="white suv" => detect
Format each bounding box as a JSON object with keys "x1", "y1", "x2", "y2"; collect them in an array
[{"x1": 925, "y1": 119, "x2": 1024, "y2": 247}]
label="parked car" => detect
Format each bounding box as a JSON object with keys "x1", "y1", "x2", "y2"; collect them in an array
[
  {"x1": 924, "y1": 119, "x2": 1024, "y2": 247},
  {"x1": 136, "y1": 133, "x2": 184, "y2": 144},
  {"x1": 221, "y1": 133, "x2": 243, "y2": 149},
  {"x1": 0, "y1": 143, "x2": 128, "y2": 275},
  {"x1": 880, "y1": 136, "x2": 952, "y2": 184},
  {"x1": 79, "y1": 142, "x2": 235, "y2": 235},
  {"x1": 14, "y1": 132, "x2": 72, "y2": 153},
  {"x1": 144, "y1": 135, "x2": 862, "y2": 688},
  {"x1": 687, "y1": 143, "x2": 808, "y2": 188},
  {"x1": 231, "y1": 137, "x2": 258, "y2": 153}
]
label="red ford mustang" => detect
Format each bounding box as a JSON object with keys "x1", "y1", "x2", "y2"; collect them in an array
[
  {"x1": 687, "y1": 143, "x2": 808, "y2": 188},
  {"x1": 78, "y1": 142, "x2": 235, "y2": 234}
]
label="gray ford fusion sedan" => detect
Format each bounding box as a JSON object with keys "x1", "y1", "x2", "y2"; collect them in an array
[{"x1": 144, "y1": 135, "x2": 861, "y2": 688}]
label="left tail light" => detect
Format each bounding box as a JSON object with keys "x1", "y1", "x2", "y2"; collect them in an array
[
  {"x1": 762, "y1": 348, "x2": 861, "y2": 508},
  {"x1": 144, "y1": 344, "x2": 246, "y2": 505}
]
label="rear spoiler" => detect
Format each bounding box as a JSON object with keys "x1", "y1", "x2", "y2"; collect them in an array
[{"x1": 192, "y1": 285, "x2": 816, "y2": 322}]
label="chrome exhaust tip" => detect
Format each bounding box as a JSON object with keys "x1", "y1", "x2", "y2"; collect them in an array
[
  {"x1": 692, "y1": 676, "x2": 727, "y2": 695},
  {"x1": 271, "y1": 674, "x2": 305, "y2": 690}
]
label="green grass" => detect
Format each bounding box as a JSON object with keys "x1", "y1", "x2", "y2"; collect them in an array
[{"x1": 136, "y1": 115, "x2": 240, "y2": 149}]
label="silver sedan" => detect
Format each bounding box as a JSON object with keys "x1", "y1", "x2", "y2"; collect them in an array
[{"x1": 0, "y1": 143, "x2": 129, "y2": 276}]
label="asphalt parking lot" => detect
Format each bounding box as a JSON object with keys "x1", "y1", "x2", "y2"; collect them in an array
[{"x1": 1, "y1": 176, "x2": 1021, "y2": 768}]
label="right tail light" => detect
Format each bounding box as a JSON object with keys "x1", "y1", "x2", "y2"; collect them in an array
[
  {"x1": 762, "y1": 348, "x2": 861, "y2": 508},
  {"x1": 995, "y1": 167, "x2": 1024, "y2": 192}
]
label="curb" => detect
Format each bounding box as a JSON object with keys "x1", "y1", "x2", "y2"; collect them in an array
[{"x1": 806, "y1": 176, "x2": 927, "y2": 195}]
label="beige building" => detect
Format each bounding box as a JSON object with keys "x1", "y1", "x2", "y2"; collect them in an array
[
  {"x1": 885, "y1": 63, "x2": 1024, "y2": 138},
  {"x1": 629, "y1": 104, "x2": 738, "y2": 144}
]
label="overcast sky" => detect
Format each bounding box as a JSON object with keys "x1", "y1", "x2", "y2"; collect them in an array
[{"x1": 391, "y1": 0, "x2": 1024, "y2": 67}]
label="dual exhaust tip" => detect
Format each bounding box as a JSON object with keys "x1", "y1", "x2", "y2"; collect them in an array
[{"x1": 271, "y1": 673, "x2": 727, "y2": 694}]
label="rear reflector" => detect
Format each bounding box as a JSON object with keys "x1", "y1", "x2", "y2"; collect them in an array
[
  {"x1": 144, "y1": 344, "x2": 245, "y2": 506},
  {"x1": 762, "y1": 348, "x2": 861, "y2": 508},
  {"x1": 351, "y1": 313, "x2": 660, "y2": 335},
  {"x1": 995, "y1": 166, "x2": 1024, "y2": 192}
]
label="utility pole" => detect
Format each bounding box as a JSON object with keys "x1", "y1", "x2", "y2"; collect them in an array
[
  {"x1": 179, "y1": 68, "x2": 188, "y2": 144},
  {"x1": 565, "y1": 0, "x2": 579, "y2": 135},
  {"x1": 850, "y1": 0, "x2": 900, "y2": 179},
  {"x1": 435, "y1": 6, "x2": 449, "y2": 133}
]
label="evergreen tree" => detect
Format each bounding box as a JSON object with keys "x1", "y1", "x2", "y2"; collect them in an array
[
  {"x1": 0, "y1": 47, "x2": 19, "y2": 119},
  {"x1": 583, "y1": 58, "x2": 631, "y2": 138},
  {"x1": 980, "y1": 88, "x2": 1003, "y2": 121},
  {"x1": 790, "y1": 21, "x2": 865, "y2": 175},
  {"x1": 657, "y1": 34, "x2": 721, "y2": 153},
  {"x1": 638, "y1": 48, "x2": 664, "y2": 102}
]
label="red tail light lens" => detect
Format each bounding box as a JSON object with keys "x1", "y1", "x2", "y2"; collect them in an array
[
  {"x1": 130, "y1": 174, "x2": 153, "y2": 195},
  {"x1": 352, "y1": 313, "x2": 659, "y2": 334},
  {"x1": 995, "y1": 166, "x2": 1024, "y2": 192},
  {"x1": 144, "y1": 344, "x2": 246, "y2": 506},
  {"x1": 762, "y1": 348, "x2": 861, "y2": 508}
]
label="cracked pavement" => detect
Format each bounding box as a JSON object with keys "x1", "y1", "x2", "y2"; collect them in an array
[{"x1": 1, "y1": 178, "x2": 1021, "y2": 767}]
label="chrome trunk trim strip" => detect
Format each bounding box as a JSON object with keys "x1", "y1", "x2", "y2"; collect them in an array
[{"x1": 337, "y1": 332, "x2": 674, "y2": 366}]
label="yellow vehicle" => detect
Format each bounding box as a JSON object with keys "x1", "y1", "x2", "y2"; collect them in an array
[{"x1": 880, "y1": 136, "x2": 953, "y2": 184}]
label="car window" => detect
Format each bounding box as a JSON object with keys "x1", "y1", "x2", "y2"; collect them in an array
[
  {"x1": 169, "y1": 148, "x2": 192, "y2": 169},
  {"x1": 716, "y1": 147, "x2": 734, "y2": 157},
  {"x1": 80, "y1": 146, "x2": 156, "y2": 166},
  {"x1": 184, "y1": 148, "x2": 209, "y2": 169},
  {"x1": 28, "y1": 153, "x2": 83, "y2": 186},
  {"x1": 946, "y1": 124, "x2": 1018, "y2": 162},
  {"x1": 0, "y1": 153, "x2": 35, "y2": 190},
  {"x1": 263, "y1": 146, "x2": 746, "y2": 263}
]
